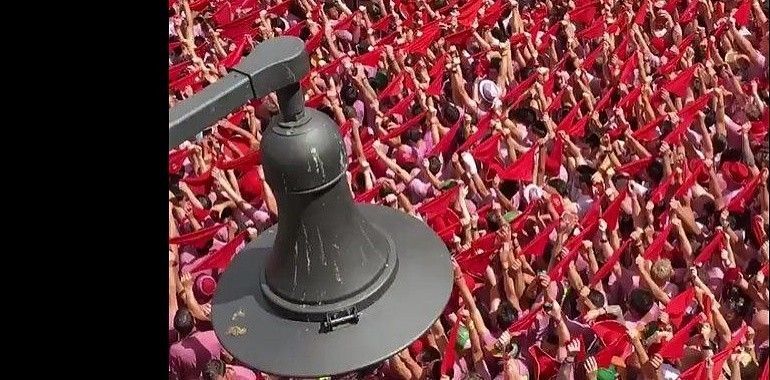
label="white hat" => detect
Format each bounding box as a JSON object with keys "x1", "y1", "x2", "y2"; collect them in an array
[{"x1": 479, "y1": 79, "x2": 501, "y2": 104}]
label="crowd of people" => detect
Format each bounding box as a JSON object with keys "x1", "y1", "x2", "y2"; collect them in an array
[{"x1": 168, "y1": 0, "x2": 770, "y2": 378}]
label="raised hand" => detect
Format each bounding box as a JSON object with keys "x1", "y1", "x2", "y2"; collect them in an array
[{"x1": 584, "y1": 357, "x2": 599, "y2": 380}]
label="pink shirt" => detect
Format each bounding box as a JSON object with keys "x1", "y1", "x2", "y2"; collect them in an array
[
  {"x1": 230, "y1": 365, "x2": 258, "y2": 380},
  {"x1": 169, "y1": 330, "x2": 223, "y2": 380}
]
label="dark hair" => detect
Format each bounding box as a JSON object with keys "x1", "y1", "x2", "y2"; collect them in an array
[
  {"x1": 565, "y1": 56, "x2": 578, "y2": 73},
  {"x1": 404, "y1": 128, "x2": 422, "y2": 144},
  {"x1": 299, "y1": 25, "x2": 312, "y2": 40},
  {"x1": 491, "y1": 26, "x2": 507, "y2": 42},
  {"x1": 271, "y1": 16, "x2": 286, "y2": 30},
  {"x1": 531, "y1": 120, "x2": 548, "y2": 138},
  {"x1": 417, "y1": 346, "x2": 442, "y2": 364},
  {"x1": 627, "y1": 288, "x2": 655, "y2": 316},
  {"x1": 740, "y1": 361, "x2": 760, "y2": 380},
  {"x1": 547, "y1": 178, "x2": 568, "y2": 196},
  {"x1": 202, "y1": 359, "x2": 226, "y2": 380},
  {"x1": 711, "y1": 133, "x2": 727, "y2": 153},
  {"x1": 196, "y1": 195, "x2": 212, "y2": 209},
  {"x1": 619, "y1": 214, "x2": 634, "y2": 237},
  {"x1": 355, "y1": 42, "x2": 370, "y2": 55},
  {"x1": 410, "y1": 102, "x2": 422, "y2": 117},
  {"x1": 576, "y1": 164, "x2": 596, "y2": 186},
  {"x1": 463, "y1": 372, "x2": 484, "y2": 380},
  {"x1": 443, "y1": 104, "x2": 460, "y2": 124},
  {"x1": 724, "y1": 286, "x2": 753, "y2": 318},
  {"x1": 490, "y1": 57, "x2": 502, "y2": 71},
  {"x1": 318, "y1": 105, "x2": 335, "y2": 119},
  {"x1": 173, "y1": 308, "x2": 195, "y2": 337},
  {"x1": 544, "y1": 326, "x2": 560, "y2": 345},
  {"x1": 499, "y1": 180, "x2": 520, "y2": 198},
  {"x1": 428, "y1": 360, "x2": 442, "y2": 380},
  {"x1": 647, "y1": 160, "x2": 665, "y2": 183},
  {"x1": 515, "y1": 67, "x2": 533, "y2": 82},
  {"x1": 343, "y1": 105, "x2": 357, "y2": 119},
  {"x1": 585, "y1": 133, "x2": 601, "y2": 149},
  {"x1": 170, "y1": 186, "x2": 184, "y2": 202},
  {"x1": 428, "y1": 156, "x2": 442, "y2": 175},
  {"x1": 486, "y1": 212, "x2": 502, "y2": 232},
  {"x1": 509, "y1": 106, "x2": 537, "y2": 126},
  {"x1": 728, "y1": 209, "x2": 750, "y2": 231},
  {"x1": 220, "y1": 206, "x2": 234, "y2": 220},
  {"x1": 721, "y1": 148, "x2": 742, "y2": 162},
  {"x1": 323, "y1": 1, "x2": 336, "y2": 11},
  {"x1": 369, "y1": 71, "x2": 388, "y2": 91},
  {"x1": 659, "y1": 120, "x2": 674, "y2": 138},
  {"x1": 496, "y1": 301, "x2": 519, "y2": 330},
  {"x1": 341, "y1": 83, "x2": 359, "y2": 106},
  {"x1": 587, "y1": 289, "x2": 606, "y2": 308}
]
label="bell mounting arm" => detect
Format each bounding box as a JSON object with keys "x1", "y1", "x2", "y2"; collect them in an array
[{"x1": 168, "y1": 36, "x2": 310, "y2": 149}]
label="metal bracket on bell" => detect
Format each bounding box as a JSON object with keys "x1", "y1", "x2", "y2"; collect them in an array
[{"x1": 320, "y1": 307, "x2": 360, "y2": 333}]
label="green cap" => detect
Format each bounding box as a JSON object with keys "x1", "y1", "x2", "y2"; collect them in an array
[
  {"x1": 440, "y1": 180, "x2": 458, "y2": 190},
  {"x1": 456, "y1": 325, "x2": 471, "y2": 351},
  {"x1": 502, "y1": 210, "x2": 519, "y2": 223},
  {"x1": 596, "y1": 366, "x2": 617, "y2": 380}
]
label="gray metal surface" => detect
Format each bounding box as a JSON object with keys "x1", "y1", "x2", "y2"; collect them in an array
[
  {"x1": 211, "y1": 204, "x2": 453, "y2": 377},
  {"x1": 170, "y1": 35, "x2": 454, "y2": 378},
  {"x1": 168, "y1": 37, "x2": 309, "y2": 149}
]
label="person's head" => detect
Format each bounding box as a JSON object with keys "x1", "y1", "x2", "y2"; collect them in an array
[
  {"x1": 416, "y1": 345, "x2": 441, "y2": 365},
  {"x1": 170, "y1": 186, "x2": 184, "y2": 205},
  {"x1": 618, "y1": 214, "x2": 634, "y2": 237},
  {"x1": 196, "y1": 195, "x2": 212, "y2": 210},
  {"x1": 584, "y1": 133, "x2": 601, "y2": 153},
  {"x1": 442, "y1": 103, "x2": 461, "y2": 125},
  {"x1": 343, "y1": 105, "x2": 357, "y2": 120},
  {"x1": 650, "y1": 259, "x2": 673, "y2": 286},
  {"x1": 723, "y1": 286, "x2": 753, "y2": 323},
  {"x1": 531, "y1": 120, "x2": 548, "y2": 138},
  {"x1": 542, "y1": 324, "x2": 560, "y2": 351},
  {"x1": 478, "y1": 80, "x2": 501, "y2": 107},
  {"x1": 576, "y1": 164, "x2": 597, "y2": 194},
  {"x1": 495, "y1": 301, "x2": 519, "y2": 330},
  {"x1": 323, "y1": 1, "x2": 340, "y2": 18},
  {"x1": 722, "y1": 147, "x2": 743, "y2": 162},
  {"x1": 299, "y1": 24, "x2": 312, "y2": 40},
  {"x1": 546, "y1": 178, "x2": 568, "y2": 197},
  {"x1": 579, "y1": 288, "x2": 606, "y2": 314},
  {"x1": 318, "y1": 105, "x2": 335, "y2": 120},
  {"x1": 404, "y1": 127, "x2": 422, "y2": 145},
  {"x1": 428, "y1": 156, "x2": 442, "y2": 175},
  {"x1": 486, "y1": 211, "x2": 503, "y2": 232},
  {"x1": 509, "y1": 106, "x2": 537, "y2": 127},
  {"x1": 369, "y1": 71, "x2": 388, "y2": 91},
  {"x1": 736, "y1": 360, "x2": 760, "y2": 379},
  {"x1": 647, "y1": 159, "x2": 665, "y2": 184},
  {"x1": 340, "y1": 83, "x2": 358, "y2": 106},
  {"x1": 202, "y1": 359, "x2": 227, "y2": 380},
  {"x1": 626, "y1": 288, "x2": 655, "y2": 318},
  {"x1": 595, "y1": 366, "x2": 618, "y2": 380},
  {"x1": 658, "y1": 119, "x2": 674, "y2": 140},
  {"x1": 499, "y1": 180, "x2": 520, "y2": 199},
  {"x1": 173, "y1": 308, "x2": 195, "y2": 338}
]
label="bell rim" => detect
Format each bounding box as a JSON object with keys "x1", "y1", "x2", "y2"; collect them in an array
[{"x1": 211, "y1": 204, "x2": 454, "y2": 377}]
